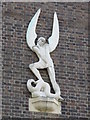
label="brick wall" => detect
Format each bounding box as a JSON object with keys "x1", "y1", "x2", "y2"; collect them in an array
[
  {"x1": 0, "y1": 0, "x2": 89, "y2": 2},
  {"x1": 0, "y1": 2, "x2": 2, "y2": 120},
  {"x1": 88, "y1": 2, "x2": 90, "y2": 120},
  {"x1": 2, "y1": 2, "x2": 89, "y2": 119}
]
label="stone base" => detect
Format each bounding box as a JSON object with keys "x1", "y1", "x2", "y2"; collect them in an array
[{"x1": 29, "y1": 97, "x2": 61, "y2": 114}]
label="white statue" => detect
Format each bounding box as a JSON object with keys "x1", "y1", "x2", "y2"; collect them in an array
[{"x1": 26, "y1": 9, "x2": 63, "y2": 101}]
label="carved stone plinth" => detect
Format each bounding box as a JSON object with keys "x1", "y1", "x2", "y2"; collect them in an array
[{"x1": 29, "y1": 97, "x2": 61, "y2": 114}]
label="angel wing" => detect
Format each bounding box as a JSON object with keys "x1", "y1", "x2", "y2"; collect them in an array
[
  {"x1": 26, "y1": 9, "x2": 41, "y2": 51},
  {"x1": 48, "y1": 12, "x2": 59, "y2": 53}
]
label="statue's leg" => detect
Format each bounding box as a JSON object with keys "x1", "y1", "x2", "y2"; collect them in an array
[
  {"x1": 29, "y1": 62, "x2": 43, "y2": 80},
  {"x1": 47, "y1": 66, "x2": 61, "y2": 96}
]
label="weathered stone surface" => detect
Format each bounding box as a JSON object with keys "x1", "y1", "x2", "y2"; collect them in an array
[{"x1": 29, "y1": 97, "x2": 61, "y2": 114}]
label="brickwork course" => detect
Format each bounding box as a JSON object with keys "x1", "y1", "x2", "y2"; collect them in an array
[
  {"x1": 1, "y1": 2, "x2": 90, "y2": 120},
  {"x1": 0, "y1": 2, "x2": 2, "y2": 120},
  {"x1": 0, "y1": 0, "x2": 90, "y2": 2}
]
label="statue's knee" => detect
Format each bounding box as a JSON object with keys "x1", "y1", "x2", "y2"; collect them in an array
[{"x1": 29, "y1": 64, "x2": 34, "y2": 70}]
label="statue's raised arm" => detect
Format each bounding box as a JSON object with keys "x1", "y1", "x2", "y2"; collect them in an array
[
  {"x1": 26, "y1": 9, "x2": 41, "y2": 51},
  {"x1": 48, "y1": 12, "x2": 59, "y2": 53}
]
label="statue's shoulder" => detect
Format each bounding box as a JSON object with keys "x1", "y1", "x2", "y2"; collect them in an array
[
  {"x1": 45, "y1": 44, "x2": 50, "y2": 52},
  {"x1": 45, "y1": 43, "x2": 49, "y2": 47}
]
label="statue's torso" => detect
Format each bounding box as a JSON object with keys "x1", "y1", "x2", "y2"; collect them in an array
[{"x1": 36, "y1": 44, "x2": 53, "y2": 67}]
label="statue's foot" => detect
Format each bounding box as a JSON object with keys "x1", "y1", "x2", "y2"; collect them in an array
[{"x1": 58, "y1": 96, "x2": 64, "y2": 101}]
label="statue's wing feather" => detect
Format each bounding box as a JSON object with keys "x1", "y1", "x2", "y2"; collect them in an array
[
  {"x1": 48, "y1": 12, "x2": 59, "y2": 53},
  {"x1": 26, "y1": 9, "x2": 41, "y2": 51}
]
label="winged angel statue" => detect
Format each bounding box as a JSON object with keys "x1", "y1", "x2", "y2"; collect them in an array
[{"x1": 26, "y1": 9, "x2": 63, "y2": 101}]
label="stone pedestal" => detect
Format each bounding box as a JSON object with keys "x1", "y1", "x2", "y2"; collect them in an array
[{"x1": 29, "y1": 97, "x2": 61, "y2": 114}]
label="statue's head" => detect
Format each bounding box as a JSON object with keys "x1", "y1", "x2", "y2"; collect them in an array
[{"x1": 37, "y1": 37, "x2": 49, "y2": 46}]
